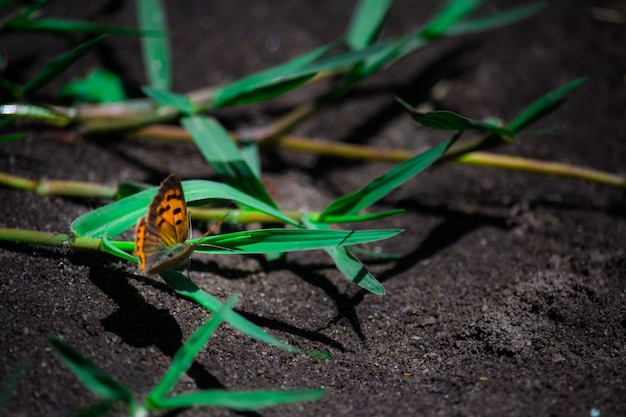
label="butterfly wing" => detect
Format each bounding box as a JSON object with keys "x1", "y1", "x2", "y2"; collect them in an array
[
  {"x1": 146, "y1": 173, "x2": 189, "y2": 247},
  {"x1": 134, "y1": 216, "x2": 161, "y2": 271},
  {"x1": 134, "y1": 174, "x2": 195, "y2": 274}
]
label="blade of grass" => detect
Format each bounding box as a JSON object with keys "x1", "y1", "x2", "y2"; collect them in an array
[
  {"x1": 160, "y1": 270, "x2": 307, "y2": 354},
  {"x1": 0, "y1": 103, "x2": 72, "y2": 126},
  {"x1": 148, "y1": 296, "x2": 238, "y2": 402},
  {"x1": 397, "y1": 97, "x2": 514, "y2": 138},
  {"x1": 420, "y1": 0, "x2": 483, "y2": 40},
  {"x1": 136, "y1": 0, "x2": 170, "y2": 90},
  {"x1": 101, "y1": 236, "x2": 136, "y2": 263},
  {"x1": 212, "y1": 41, "x2": 389, "y2": 108},
  {"x1": 0, "y1": 359, "x2": 28, "y2": 410},
  {"x1": 311, "y1": 208, "x2": 405, "y2": 224},
  {"x1": 211, "y1": 41, "x2": 338, "y2": 108},
  {"x1": 302, "y1": 217, "x2": 386, "y2": 295},
  {"x1": 320, "y1": 135, "x2": 458, "y2": 219},
  {"x1": 192, "y1": 228, "x2": 403, "y2": 254},
  {"x1": 70, "y1": 179, "x2": 300, "y2": 238},
  {"x1": 0, "y1": 132, "x2": 28, "y2": 142},
  {"x1": 446, "y1": 2, "x2": 546, "y2": 36},
  {"x1": 240, "y1": 140, "x2": 262, "y2": 178},
  {"x1": 21, "y1": 35, "x2": 105, "y2": 97},
  {"x1": 154, "y1": 389, "x2": 324, "y2": 411},
  {"x1": 60, "y1": 68, "x2": 126, "y2": 103},
  {"x1": 6, "y1": 17, "x2": 150, "y2": 36},
  {"x1": 142, "y1": 86, "x2": 195, "y2": 114},
  {"x1": 507, "y1": 77, "x2": 586, "y2": 133},
  {"x1": 48, "y1": 336, "x2": 133, "y2": 403},
  {"x1": 346, "y1": 0, "x2": 394, "y2": 50},
  {"x1": 182, "y1": 115, "x2": 278, "y2": 207}
]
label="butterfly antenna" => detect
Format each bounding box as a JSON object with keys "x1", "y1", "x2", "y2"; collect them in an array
[{"x1": 194, "y1": 214, "x2": 234, "y2": 252}]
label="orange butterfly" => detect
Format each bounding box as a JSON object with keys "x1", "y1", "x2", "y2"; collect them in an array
[{"x1": 134, "y1": 174, "x2": 206, "y2": 275}]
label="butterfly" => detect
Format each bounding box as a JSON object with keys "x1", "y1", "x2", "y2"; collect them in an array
[{"x1": 134, "y1": 173, "x2": 206, "y2": 275}]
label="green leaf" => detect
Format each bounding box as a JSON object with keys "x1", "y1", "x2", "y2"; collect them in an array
[
  {"x1": 320, "y1": 135, "x2": 458, "y2": 219},
  {"x1": 142, "y1": 86, "x2": 195, "y2": 114},
  {"x1": 0, "y1": 132, "x2": 28, "y2": 143},
  {"x1": 101, "y1": 237, "x2": 136, "y2": 263},
  {"x1": 311, "y1": 209, "x2": 405, "y2": 224},
  {"x1": 346, "y1": 0, "x2": 394, "y2": 50},
  {"x1": 48, "y1": 336, "x2": 132, "y2": 403},
  {"x1": 239, "y1": 140, "x2": 262, "y2": 178},
  {"x1": 160, "y1": 270, "x2": 304, "y2": 354},
  {"x1": 149, "y1": 296, "x2": 238, "y2": 401},
  {"x1": 212, "y1": 41, "x2": 337, "y2": 108},
  {"x1": 212, "y1": 41, "x2": 389, "y2": 108},
  {"x1": 446, "y1": 2, "x2": 546, "y2": 36},
  {"x1": 5, "y1": 17, "x2": 151, "y2": 36},
  {"x1": 0, "y1": 359, "x2": 28, "y2": 410},
  {"x1": 136, "y1": 0, "x2": 171, "y2": 90},
  {"x1": 420, "y1": 0, "x2": 483, "y2": 40},
  {"x1": 70, "y1": 179, "x2": 300, "y2": 238},
  {"x1": 182, "y1": 115, "x2": 277, "y2": 207},
  {"x1": 153, "y1": 389, "x2": 324, "y2": 411},
  {"x1": 192, "y1": 228, "x2": 403, "y2": 254},
  {"x1": 0, "y1": 103, "x2": 72, "y2": 126},
  {"x1": 507, "y1": 77, "x2": 586, "y2": 133},
  {"x1": 59, "y1": 68, "x2": 126, "y2": 103},
  {"x1": 21, "y1": 35, "x2": 105, "y2": 97},
  {"x1": 302, "y1": 217, "x2": 386, "y2": 295},
  {"x1": 397, "y1": 98, "x2": 514, "y2": 138}
]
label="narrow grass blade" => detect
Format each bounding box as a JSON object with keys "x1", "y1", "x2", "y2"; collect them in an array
[
  {"x1": 6, "y1": 17, "x2": 149, "y2": 36},
  {"x1": 136, "y1": 0, "x2": 170, "y2": 90},
  {"x1": 148, "y1": 296, "x2": 238, "y2": 402},
  {"x1": 0, "y1": 132, "x2": 28, "y2": 142},
  {"x1": 101, "y1": 236, "x2": 136, "y2": 263},
  {"x1": 0, "y1": 359, "x2": 28, "y2": 410},
  {"x1": 193, "y1": 228, "x2": 403, "y2": 254},
  {"x1": 154, "y1": 389, "x2": 324, "y2": 411},
  {"x1": 71, "y1": 179, "x2": 299, "y2": 238},
  {"x1": 347, "y1": 0, "x2": 393, "y2": 50},
  {"x1": 160, "y1": 270, "x2": 304, "y2": 354},
  {"x1": 240, "y1": 140, "x2": 262, "y2": 178},
  {"x1": 447, "y1": 2, "x2": 545, "y2": 36},
  {"x1": 48, "y1": 336, "x2": 132, "y2": 402},
  {"x1": 211, "y1": 41, "x2": 337, "y2": 108},
  {"x1": 320, "y1": 135, "x2": 458, "y2": 219},
  {"x1": 21, "y1": 35, "x2": 104, "y2": 97},
  {"x1": 182, "y1": 115, "x2": 277, "y2": 207},
  {"x1": 397, "y1": 97, "x2": 514, "y2": 138},
  {"x1": 142, "y1": 86, "x2": 194, "y2": 114},
  {"x1": 212, "y1": 41, "x2": 390, "y2": 108},
  {"x1": 420, "y1": 0, "x2": 483, "y2": 40},
  {"x1": 311, "y1": 209, "x2": 405, "y2": 224},
  {"x1": 60, "y1": 68, "x2": 126, "y2": 103},
  {"x1": 302, "y1": 217, "x2": 386, "y2": 295},
  {"x1": 0, "y1": 103, "x2": 72, "y2": 126},
  {"x1": 507, "y1": 78, "x2": 586, "y2": 133}
]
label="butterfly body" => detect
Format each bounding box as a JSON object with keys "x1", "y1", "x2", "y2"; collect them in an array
[{"x1": 134, "y1": 174, "x2": 197, "y2": 275}]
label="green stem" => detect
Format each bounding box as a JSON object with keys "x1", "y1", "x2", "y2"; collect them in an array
[{"x1": 454, "y1": 152, "x2": 626, "y2": 187}]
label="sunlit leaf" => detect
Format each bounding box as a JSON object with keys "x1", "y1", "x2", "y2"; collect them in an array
[
  {"x1": 136, "y1": 0, "x2": 171, "y2": 90},
  {"x1": 347, "y1": 0, "x2": 393, "y2": 50}
]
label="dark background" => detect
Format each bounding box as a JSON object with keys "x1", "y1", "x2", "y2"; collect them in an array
[{"x1": 1, "y1": 1, "x2": 624, "y2": 416}]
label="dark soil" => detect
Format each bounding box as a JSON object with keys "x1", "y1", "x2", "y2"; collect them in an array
[{"x1": 1, "y1": 1, "x2": 625, "y2": 416}]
